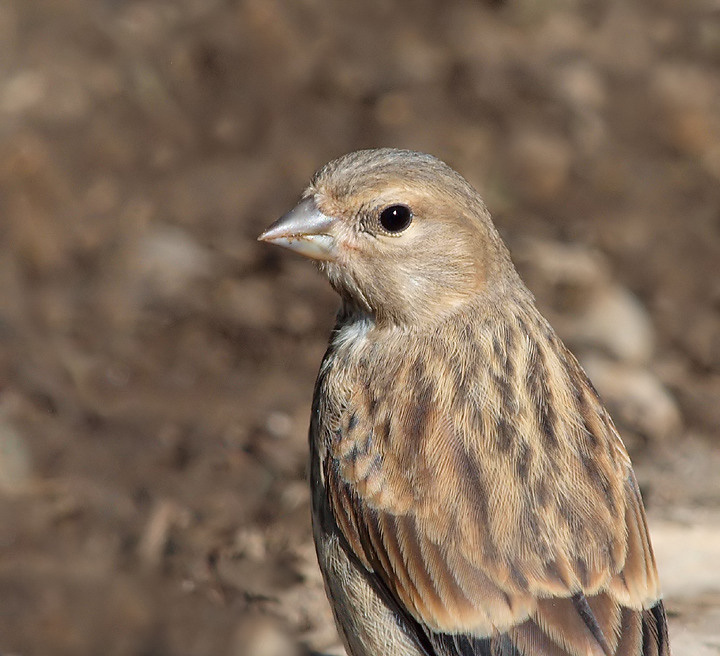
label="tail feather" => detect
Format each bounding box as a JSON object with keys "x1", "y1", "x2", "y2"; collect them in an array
[{"x1": 422, "y1": 600, "x2": 669, "y2": 656}]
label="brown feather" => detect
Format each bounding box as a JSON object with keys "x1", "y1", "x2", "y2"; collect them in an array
[{"x1": 321, "y1": 300, "x2": 648, "y2": 635}]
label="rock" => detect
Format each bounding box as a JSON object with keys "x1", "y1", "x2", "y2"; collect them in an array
[
  {"x1": 581, "y1": 356, "x2": 682, "y2": 445},
  {"x1": 0, "y1": 70, "x2": 47, "y2": 115},
  {"x1": 506, "y1": 131, "x2": 573, "y2": 202},
  {"x1": 265, "y1": 411, "x2": 293, "y2": 440},
  {"x1": 556, "y1": 60, "x2": 607, "y2": 112},
  {"x1": 137, "y1": 499, "x2": 188, "y2": 570},
  {"x1": 232, "y1": 616, "x2": 301, "y2": 656},
  {"x1": 514, "y1": 238, "x2": 610, "y2": 306},
  {"x1": 651, "y1": 63, "x2": 720, "y2": 156},
  {"x1": 276, "y1": 541, "x2": 345, "y2": 655},
  {"x1": 571, "y1": 285, "x2": 655, "y2": 364},
  {"x1": 132, "y1": 225, "x2": 215, "y2": 303},
  {"x1": 681, "y1": 311, "x2": 720, "y2": 370},
  {"x1": 703, "y1": 142, "x2": 720, "y2": 182},
  {"x1": 668, "y1": 621, "x2": 720, "y2": 656},
  {"x1": 515, "y1": 239, "x2": 655, "y2": 364},
  {"x1": 0, "y1": 395, "x2": 33, "y2": 494},
  {"x1": 0, "y1": 133, "x2": 74, "y2": 275},
  {"x1": 651, "y1": 514, "x2": 720, "y2": 656},
  {"x1": 651, "y1": 516, "x2": 720, "y2": 598}
]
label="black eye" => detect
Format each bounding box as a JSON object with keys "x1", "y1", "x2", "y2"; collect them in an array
[{"x1": 379, "y1": 204, "x2": 413, "y2": 233}]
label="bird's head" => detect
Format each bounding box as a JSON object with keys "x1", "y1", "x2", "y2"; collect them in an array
[{"x1": 259, "y1": 149, "x2": 518, "y2": 326}]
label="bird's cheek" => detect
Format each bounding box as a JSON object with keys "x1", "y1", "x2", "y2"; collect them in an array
[{"x1": 331, "y1": 228, "x2": 365, "y2": 258}]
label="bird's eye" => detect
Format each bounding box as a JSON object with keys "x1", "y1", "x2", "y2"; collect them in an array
[{"x1": 379, "y1": 205, "x2": 413, "y2": 233}]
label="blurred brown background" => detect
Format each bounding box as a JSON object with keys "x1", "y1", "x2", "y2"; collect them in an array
[{"x1": 1, "y1": 1, "x2": 719, "y2": 654}]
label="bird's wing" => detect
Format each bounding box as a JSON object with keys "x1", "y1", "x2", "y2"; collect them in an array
[{"x1": 322, "y1": 325, "x2": 667, "y2": 655}]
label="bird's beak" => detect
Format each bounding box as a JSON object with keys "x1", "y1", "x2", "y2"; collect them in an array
[{"x1": 258, "y1": 197, "x2": 337, "y2": 261}]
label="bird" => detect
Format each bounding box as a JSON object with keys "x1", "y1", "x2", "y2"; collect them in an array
[{"x1": 258, "y1": 148, "x2": 670, "y2": 656}]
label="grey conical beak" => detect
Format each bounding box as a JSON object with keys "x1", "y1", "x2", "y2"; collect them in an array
[{"x1": 258, "y1": 197, "x2": 337, "y2": 261}]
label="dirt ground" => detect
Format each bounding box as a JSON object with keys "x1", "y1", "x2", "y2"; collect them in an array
[{"x1": 0, "y1": 1, "x2": 719, "y2": 654}]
